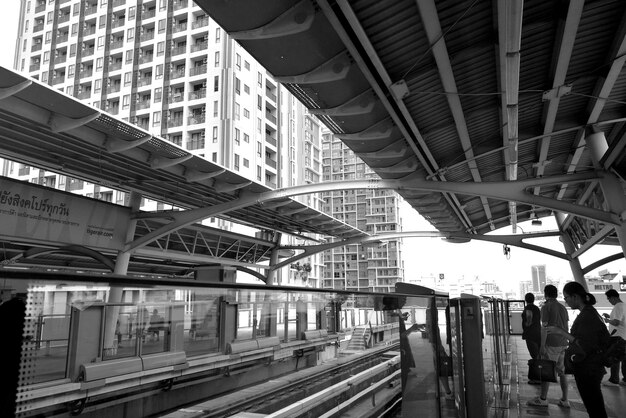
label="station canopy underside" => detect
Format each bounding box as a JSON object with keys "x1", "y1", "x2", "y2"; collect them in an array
[{"x1": 199, "y1": 0, "x2": 626, "y2": 254}]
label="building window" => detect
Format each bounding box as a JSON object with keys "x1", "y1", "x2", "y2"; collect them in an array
[
  {"x1": 125, "y1": 50, "x2": 133, "y2": 63},
  {"x1": 43, "y1": 51, "x2": 49, "y2": 63},
  {"x1": 68, "y1": 64, "x2": 75, "y2": 76},
  {"x1": 214, "y1": 75, "x2": 219, "y2": 92},
  {"x1": 235, "y1": 53, "x2": 241, "y2": 70},
  {"x1": 122, "y1": 94, "x2": 130, "y2": 109},
  {"x1": 158, "y1": 19, "x2": 166, "y2": 33},
  {"x1": 127, "y1": 28, "x2": 134, "y2": 40},
  {"x1": 257, "y1": 142, "x2": 262, "y2": 157},
  {"x1": 215, "y1": 27, "x2": 221, "y2": 42},
  {"x1": 70, "y1": 44, "x2": 76, "y2": 57},
  {"x1": 124, "y1": 72, "x2": 132, "y2": 86},
  {"x1": 234, "y1": 128, "x2": 240, "y2": 145},
  {"x1": 94, "y1": 79, "x2": 101, "y2": 93},
  {"x1": 243, "y1": 158, "x2": 249, "y2": 168},
  {"x1": 257, "y1": 165, "x2": 262, "y2": 181},
  {"x1": 154, "y1": 87, "x2": 162, "y2": 102},
  {"x1": 71, "y1": 23, "x2": 78, "y2": 35},
  {"x1": 129, "y1": 6, "x2": 136, "y2": 19},
  {"x1": 212, "y1": 126, "x2": 218, "y2": 143},
  {"x1": 234, "y1": 103, "x2": 240, "y2": 120},
  {"x1": 212, "y1": 152, "x2": 217, "y2": 162},
  {"x1": 244, "y1": 60, "x2": 250, "y2": 70},
  {"x1": 153, "y1": 111, "x2": 161, "y2": 126},
  {"x1": 234, "y1": 154, "x2": 240, "y2": 171},
  {"x1": 244, "y1": 133, "x2": 249, "y2": 143},
  {"x1": 157, "y1": 41, "x2": 164, "y2": 56},
  {"x1": 155, "y1": 64, "x2": 163, "y2": 78},
  {"x1": 213, "y1": 100, "x2": 218, "y2": 117},
  {"x1": 257, "y1": 95, "x2": 262, "y2": 110},
  {"x1": 234, "y1": 77, "x2": 240, "y2": 94},
  {"x1": 257, "y1": 72, "x2": 263, "y2": 87},
  {"x1": 96, "y1": 57, "x2": 103, "y2": 71},
  {"x1": 257, "y1": 118, "x2": 262, "y2": 133},
  {"x1": 243, "y1": 108, "x2": 249, "y2": 119},
  {"x1": 45, "y1": 31, "x2": 51, "y2": 43},
  {"x1": 66, "y1": 85, "x2": 73, "y2": 96},
  {"x1": 244, "y1": 84, "x2": 250, "y2": 94},
  {"x1": 214, "y1": 51, "x2": 219, "y2": 67}
]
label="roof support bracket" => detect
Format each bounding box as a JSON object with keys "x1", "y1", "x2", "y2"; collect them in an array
[
  {"x1": 0, "y1": 80, "x2": 32, "y2": 100},
  {"x1": 213, "y1": 180, "x2": 252, "y2": 193},
  {"x1": 230, "y1": 0, "x2": 315, "y2": 40},
  {"x1": 309, "y1": 89, "x2": 376, "y2": 116},
  {"x1": 150, "y1": 154, "x2": 193, "y2": 169},
  {"x1": 335, "y1": 118, "x2": 394, "y2": 141},
  {"x1": 106, "y1": 135, "x2": 152, "y2": 153},
  {"x1": 184, "y1": 168, "x2": 226, "y2": 182},
  {"x1": 49, "y1": 111, "x2": 101, "y2": 133},
  {"x1": 274, "y1": 51, "x2": 352, "y2": 84}
]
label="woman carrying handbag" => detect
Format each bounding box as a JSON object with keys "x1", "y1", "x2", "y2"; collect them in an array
[{"x1": 545, "y1": 282, "x2": 610, "y2": 418}]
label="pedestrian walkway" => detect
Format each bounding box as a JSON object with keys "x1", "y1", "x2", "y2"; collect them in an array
[{"x1": 508, "y1": 336, "x2": 625, "y2": 417}]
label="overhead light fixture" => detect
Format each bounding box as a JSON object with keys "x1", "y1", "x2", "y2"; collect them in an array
[{"x1": 531, "y1": 217, "x2": 542, "y2": 227}]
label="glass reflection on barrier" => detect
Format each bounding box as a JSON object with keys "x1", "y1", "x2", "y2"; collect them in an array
[{"x1": 1, "y1": 273, "x2": 454, "y2": 417}]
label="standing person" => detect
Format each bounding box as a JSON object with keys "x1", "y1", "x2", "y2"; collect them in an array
[
  {"x1": 527, "y1": 285, "x2": 570, "y2": 408},
  {"x1": 522, "y1": 292, "x2": 541, "y2": 384},
  {"x1": 546, "y1": 282, "x2": 610, "y2": 418},
  {"x1": 602, "y1": 289, "x2": 626, "y2": 386}
]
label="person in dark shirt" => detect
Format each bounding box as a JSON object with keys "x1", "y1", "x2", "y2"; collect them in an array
[
  {"x1": 546, "y1": 282, "x2": 610, "y2": 418},
  {"x1": 522, "y1": 292, "x2": 541, "y2": 384}
]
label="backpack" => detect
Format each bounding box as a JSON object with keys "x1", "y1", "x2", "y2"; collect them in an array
[{"x1": 601, "y1": 333, "x2": 626, "y2": 368}]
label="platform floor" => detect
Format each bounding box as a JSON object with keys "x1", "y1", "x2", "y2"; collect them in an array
[{"x1": 508, "y1": 335, "x2": 625, "y2": 418}]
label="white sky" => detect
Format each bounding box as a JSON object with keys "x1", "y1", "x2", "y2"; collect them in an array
[{"x1": 0, "y1": 1, "x2": 624, "y2": 293}]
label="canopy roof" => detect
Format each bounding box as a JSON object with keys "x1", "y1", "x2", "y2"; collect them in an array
[{"x1": 199, "y1": 0, "x2": 626, "y2": 252}]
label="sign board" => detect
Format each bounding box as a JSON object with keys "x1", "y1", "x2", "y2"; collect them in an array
[{"x1": 0, "y1": 177, "x2": 130, "y2": 251}]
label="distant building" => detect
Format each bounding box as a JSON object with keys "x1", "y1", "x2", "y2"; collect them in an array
[
  {"x1": 519, "y1": 280, "x2": 532, "y2": 299},
  {"x1": 531, "y1": 265, "x2": 547, "y2": 293}
]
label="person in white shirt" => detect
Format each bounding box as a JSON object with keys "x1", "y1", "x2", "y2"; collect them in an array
[{"x1": 602, "y1": 289, "x2": 626, "y2": 386}]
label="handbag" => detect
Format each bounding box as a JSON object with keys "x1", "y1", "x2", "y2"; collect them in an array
[
  {"x1": 527, "y1": 358, "x2": 557, "y2": 383},
  {"x1": 439, "y1": 354, "x2": 453, "y2": 377},
  {"x1": 564, "y1": 339, "x2": 586, "y2": 374}
]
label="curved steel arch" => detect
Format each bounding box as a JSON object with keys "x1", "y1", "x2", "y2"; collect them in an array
[{"x1": 20, "y1": 245, "x2": 116, "y2": 271}]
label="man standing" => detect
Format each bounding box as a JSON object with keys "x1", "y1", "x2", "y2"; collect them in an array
[
  {"x1": 602, "y1": 289, "x2": 626, "y2": 386},
  {"x1": 522, "y1": 292, "x2": 541, "y2": 384},
  {"x1": 527, "y1": 285, "x2": 570, "y2": 408}
]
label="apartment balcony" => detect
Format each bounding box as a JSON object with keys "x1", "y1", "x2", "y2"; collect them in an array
[
  {"x1": 139, "y1": 33, "x2": 154, "y2": 42},
  {"x1": 265, "y1": 157, "x2": 277, "y2": 169},
  {"x1": 53, "y1": 56, "x2": 67, "y2": 65},
  {"x1": 188, "y1": 89, "x2": 206, "y2": 100},
  {"x1": 83, "y1": 27, "x2": 96, "y2": 37},
  {"x1": 110, "y1": 40, "x2": 123, "y2": 50},
  {"x1": 33, "y1": 24, "x2": 44, "y2": 32},
  {"x1": 171, "y1": 46, "x2": 187, "y2": 56},
  {"x1": 108, "y1": 62, "x2": 122, "y2": 71},
  {"x1": 190, "y1": 42, "x2": 207, "y2": 52},
  {"x1": 189, "y1": 65, "x2": 207, "y2": 76},
  {"x1": 266, "y1": 90, "x2": 277, "y2": 102},
  {"x1": 173, "y1": 1, "x2": 188, "y2": 11},
  {"x1": 18, "y1": 167, "x2": 30, "y2": 176},
  {"x1": 265, "y1": 180, "x2": 277, "y2": 189},
  {"x1": 173, "y1": 22, "x2": 187, "y2": 33},
  {"x1": 139, "y1": 55, "x2": 153, "y2": 65},
  {"x1": 77, "y1": 91, "x2": 92, "y2": 99},
  {"x1": 141, "y1": 10, "x2": 156, "y2": 19},
  {"x1": 265, "y1": 112, "x2": 277, "y2": 124},
  {"x1": 85, "y1": 6, "x2": 97, "y2": 16},
  {"x1": 106, "y1": 85, "x2": 121, "y2": 94},
  {"x1": 135, "y1": 121, "x2": 149, "y2": 130},
  {"x1": 188, "y1": 115, "x2": 205, "y2": 125},
  {"x1": 59, "y1": 0, "x2": 70, "y2": 3},
  {"x1": 136, "y1": 100, "x2": 151, "y2": 110},
  {"x1": 82, "y1": 48, "x2": 95, "y2": 57},
  {"x1": 192, "y1": 18, "x2": 208, "y2": 29},
  {"x1": 265, "y1": 135, "x2": 277, "y2": 147},
  {"x1": 167, "y1": 93, "x2": 184, "y2": 103},
  {"x1": 31, "y1": 43, "x2": 42, "y2": 52},
  {"x1": 138, "y1": 77, "x2": 152, "y2": 87},
  {"x1": 58, "y1": 15, "x2": 70, "y2": 24},
  {"x1": 112, "y1": 0, "x2": 126, "y2": 7},
  {"x1": 112, "y1": 20, "x2": 126, "y2": 29},
  {"x1": 168, "y1": 117, "x2": 183, "y2": 128},
  {"x1": 169, "y1": 69, "x2": 186, "y2": 80},
  {"x1": 29, "y1": 63, "x2": 41, "y2": 72},
  {"x1": 57, "y1": 34, "x2": 69, "y2": 43},
  {"x1": 35, "y1": 4, "x2": 46, "y2": 13},
  {"x1": 51, "y1": 76, "x2": 66, "y2": 85},
  {"x1": 79, "y1": 69, "x2": 93, "y2": 78},
  {"x1": 107, "y1": 107, "x2": 120, "y2": 115}
]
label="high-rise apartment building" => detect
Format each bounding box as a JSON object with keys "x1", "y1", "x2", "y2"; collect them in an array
[
  {"x1": 10, "y1": 0, "x2": 327, "y2": 285},
  {"x1": 321, "y1": 131, "x2": 404, "y2": 293},
  {"x1": 531, "y1": 265, "x2": 546, "y2": 293}
]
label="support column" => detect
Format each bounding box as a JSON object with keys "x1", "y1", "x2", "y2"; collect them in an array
[
  {"x1": 555, "y1": 212, "x2": 587, "y2": 290},
  {"x1": 103, "y1": 191, "x2": 142, "y2": 353},
  {"x1": 586, "y1": 129, "x2": 626, "y2": 258},
  {"x1": 266, "y1": 232, "x2": 282, "y2": 285}
]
